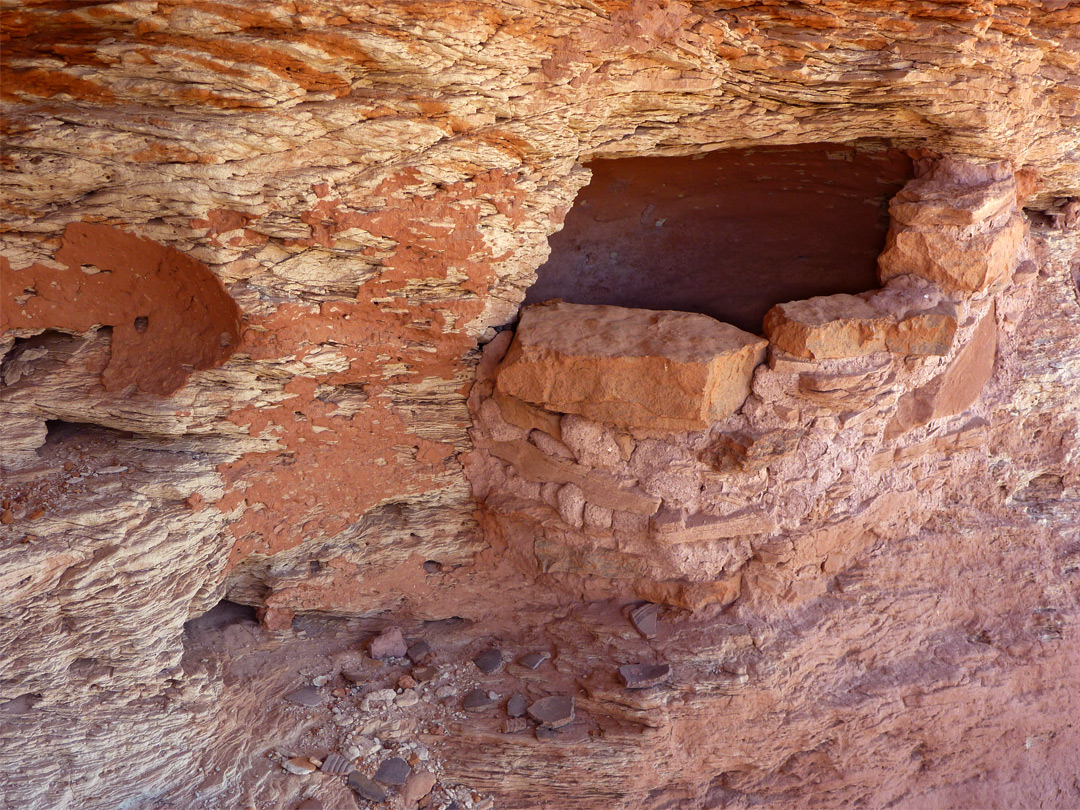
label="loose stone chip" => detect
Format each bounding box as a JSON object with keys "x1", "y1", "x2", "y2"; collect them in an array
[
  {"x1": 320, "y1": 752, "x2": 350, "y2": 774},
  {"x1": 283, "y1": 756, "x2": 318, "y2": 775},
  {"x1": 348, "y1": 771, "x2": 387, "y2": 802},
  {"x1": 518, "y1": 651, "x2": 550, "y2": 670},
  {"x1": 630, "y1": 603, "x2": 658, "y2": 638},
  {"x1": 473, "y1": 648, "x2": 503, "y2": 674},
  {"x1": 284, "y1": 686, "x2": 322, "y2": 707},
  {"x1": 502, "y1": 717, "x2": 529, "y2": 733},
  {"x1": 619, "y1": 662, "x2": 671, "y2": 689},
  {"x1": 462, "y1": 688, "x2": 495, "y2": 711},
  {"x1": 527, "y1": 695, "x2": 575, "y2": 728},
  {"x1": 407, "y1": 640, "x2": 434, "y2": 664},
  {"x1": 374, "y1": 756, "x2": 411, "y2": 786},
  {"x1": 506, "y1": 693, "x2": 528, "y2": 718},
  {"x1": 412, "y1": 665, "x2": 438, "y2": 683}
]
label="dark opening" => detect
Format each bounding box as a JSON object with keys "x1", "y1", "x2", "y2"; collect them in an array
[{"x1": 525, "y1": 143, "x2": 914, "y2": 334}]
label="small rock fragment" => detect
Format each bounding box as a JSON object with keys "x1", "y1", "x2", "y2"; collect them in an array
[
  {"x1": 398, "y1": 674, "x2": 417, "y2": 689},
  {"x1": 412, "y1": 665, "x2": 438, "y2": 683},
  {"x1": 422, "y1": 560, "x2": 442, "y2": 573},
  {"x1": 341, "y1": 667, "x2": 365, "y2": 685},
  {"x1": 629, "y1": 603, "x2": 658, "y2": 639},
  {"x1": 407, "y1": 640, "x2": 433, "y2": 664},
  {"x1": 349, "y1": 735, "x2": 380, "y2": 758},
  {"x1": 374, "y1": 756, "x2": 411, "y2": 786},
  {"x1": 395, "y1": 689, "x2": 419, "y2": 708},
  {"x1": 506, "y1": 694, "x2": 528, "y2": 718},
  {"x1": 619, "y1": 662, "x2": 671, "y2": 689},
  {"x1": 501, "y1": 717, "x2": 528, "y2": 733},
  {"x1": 370, "y1": 627, "x2": 408, "y2": 659},
  {"x1": 527, "y1": 695, "x2": 575, "y2": 728},
  {"x1": 0, "y1": 509, "x2": 14, "y2": 525},
  {"x1": 473, "y1": 648, "x2": 503, "y2": 674},
  {"x1": 283, "y1": 756, "x2": 318, "y2": 775},
  {"x1": 462, "y1": 688, "x2": 495, "y2": 711},
  {"x1": 518, "y1": 651, "x2": 549, "y2": 670},
  {"x1": 348, "y1": 771, "x2": 387, "y2": 802},
  {"x1": 284, "y1": 686, "x2": 322, "y2": 707},
  {"x1": 320, "y1": 753, "x2": 350, "y2": 775},
  {"x1": 257, "y1": 605, "x2": 295, "y2": 631},
  {"x1": 535, "y1": 726, "x2": 558, "y2": 741},
  {"x1": 401, "y1": 770, "x2": 437, "y2": 806}
]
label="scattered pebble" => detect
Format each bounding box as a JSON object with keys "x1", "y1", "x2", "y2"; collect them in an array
[
  {"x1": 501, "y1": 717, "x2": 528, "y2": 733},
  {"x1": 320, "y1": 753, "x2": 350, "y2": 774},
  {"x1": 412, "y1": 665, "x2": 438, "y2": 683},
  {"x1": 398, "y1": 674, "x2": 417, "y2": 689},
  {"x1": 348, "y1": 771, "x2": 387, "y2": 802},
  {"x1": 362, "y1": 688, "x2": 397, "y2": 709},
  {"x1": 0, "y1": 509, "x2": 13, "y2": 525},
  {"x1": 619, "y1": 662, "x2": 671, "y2": 689},
  {"x1": 535, "y1": 726, "x2": 557, "y2": 741},
  {"x1": 341, "y1": 667, "x2": 365, "y2": 685},
  {"x1": 349, "y1": 735, "x2": 380, "y2": 758},
  {"x1": 311, "y1": 674, "x2": 330, "y2": 687},
  {"x1": 283, "y1": 756, "x2": 318, "y2": 775},
  {"x1": 374, "y1": 756, "x2": 411, "y2": 786},
  {"x1": 630, "y1": 602, "x2": 659, "y2": 638},
  {"x1": 395, "y1": 689, "x2": 420, "y2": 708},
  {"x1": 473, "y1": 648, "x2": 503, "y2": 674},
  {"x1": 527, "y1": 695, "x2": 575, "y2": 728},
  {"x1": 462, "y1": 688, "x2": 495, "y2": 711},
  {"x1": 401, "y1": 770, "x2": 437, "y2": 806},
  {"x1": 422, "y1": 560, "x2": 442, "y2": 573},
  {"x1": 284, "y1": 686, "x2": 322, "y2": 707},
  {"x1": 407, "y1": 640, "x2": 434, "y2": 664},
  {"x1": 506, "y1": 694, "x2": 528, "y2": 718},
  {"x1": 518, "y1": 651, "x2": 549, "y2": 670},
  {"x1": 370, "y1": 627, "x2": 408, "y2": 659}
]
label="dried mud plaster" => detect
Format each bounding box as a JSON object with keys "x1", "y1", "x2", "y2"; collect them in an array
[
  {"x1": 1, "y1": 222, "x2": 241, "y2": 395},
  {"x1": 216, "y1": 169, "x2": 524, "y2": 563}
]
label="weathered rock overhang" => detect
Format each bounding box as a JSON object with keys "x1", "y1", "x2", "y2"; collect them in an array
[{"x1": 467, "y1": 156, "x2": 1029, "y2": 609}]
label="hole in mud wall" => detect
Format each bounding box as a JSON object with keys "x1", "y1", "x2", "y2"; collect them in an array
[{"x1": 526, "y1": 143, "x2": 915, "y2": 333}]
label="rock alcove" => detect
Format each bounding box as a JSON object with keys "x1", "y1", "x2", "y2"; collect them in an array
[
  {"x1": 525, "y1": 142, "x2": 915, "y2": 333},
  {"x1": 467, "y1": 155, "x2": 1027, "y2": 609}
]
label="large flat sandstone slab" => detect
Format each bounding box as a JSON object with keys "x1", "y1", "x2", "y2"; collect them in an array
[{"x1": 495, "y1": 303, "x2": 767, "y2": 431}]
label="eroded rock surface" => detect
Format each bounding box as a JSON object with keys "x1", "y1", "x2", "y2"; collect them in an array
[{"x1": 2, "y1": 2, "x2": 1079, "y2": 809}]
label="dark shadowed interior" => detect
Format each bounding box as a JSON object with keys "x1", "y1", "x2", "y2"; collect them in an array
[{"x1": 525, "y1": 143, "x2": 915, "y2": 334}]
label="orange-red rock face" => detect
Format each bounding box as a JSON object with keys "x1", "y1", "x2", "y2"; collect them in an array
[{"x1": 1, "y1": 2, "x2": 1079, "y2": 809}]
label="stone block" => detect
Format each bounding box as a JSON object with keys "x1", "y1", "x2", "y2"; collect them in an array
[
  {"x1": 885, "y1": 306, "x2": 997, "y2": 438},
  {"x1": 495, "y1": 303, "x2": 767, "y2": 431},
  {"x1": 877, "y1": 159, "x2": 1026, "y2": 292},
  {"x1": 650, "y1": 507, "x2": 778, "y2": 543},
  {"x1": 764, "y1": 292, "x2": 957, "y2": 361}
]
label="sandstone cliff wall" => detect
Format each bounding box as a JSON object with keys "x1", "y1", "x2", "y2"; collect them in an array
[{"x1": 1, "y1": 2, "x2": 1079, "y2": 808}]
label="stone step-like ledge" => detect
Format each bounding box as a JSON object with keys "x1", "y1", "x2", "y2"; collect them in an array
[{"x1": 494, "y1": 302, "x2": 768, "y2": 432}]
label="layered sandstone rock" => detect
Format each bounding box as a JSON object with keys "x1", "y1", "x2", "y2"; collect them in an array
[
  {"x1": 879, "y1": 159, "x2": 1028, "y2": 291},
  {"x1": 1, "y1": 1, "x2": 1079, "y2": 809},
  {"x1": 495, "y1": 303, "x2": 767, "y2": 431}
]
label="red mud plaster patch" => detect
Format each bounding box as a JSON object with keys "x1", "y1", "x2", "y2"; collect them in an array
[
  {"x1": 218, "y1": 378, "x2": 455, "y2": 565},
  {"x1": 217, "y1": 170, "x2": 525, "y2": 565},
  {"x1": 1, "y1": 222, "x2": 241, "y2": 395}
]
